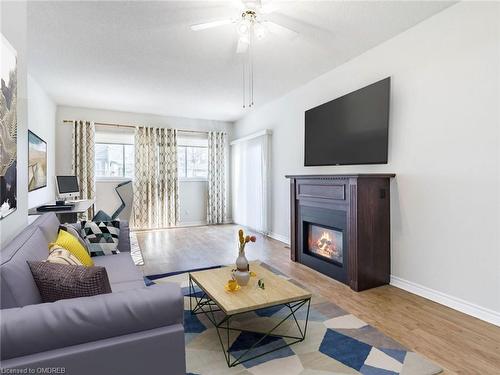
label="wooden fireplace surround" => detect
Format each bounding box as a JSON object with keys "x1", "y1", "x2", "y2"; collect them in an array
[{"x1": 286, "y1": 174, "x2": 395, "y2": 291}]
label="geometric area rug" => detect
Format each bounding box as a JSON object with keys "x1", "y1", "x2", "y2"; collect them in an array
[{"x1": 146, "y1": 263, "x2": 443, "y2": 375}]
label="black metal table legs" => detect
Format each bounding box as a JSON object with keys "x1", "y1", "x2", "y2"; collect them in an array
[{"x1": 189, "y1": 275, "x2": 311, "y2": 367}]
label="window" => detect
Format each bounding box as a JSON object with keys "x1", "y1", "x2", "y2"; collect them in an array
[
  {"x1": 177, "y1": 146, "x2": 208, "y2": 179},
  {"x1": 177, "y1": 132, "x2": 209, "y2": 179},
  {"x1": 95, "y1": 143, "x2": 134, "y2": 179}
]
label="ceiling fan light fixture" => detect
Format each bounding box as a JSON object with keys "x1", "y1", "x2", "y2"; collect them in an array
[
  {"x1": 239, "y1": 35, "x2": 250, "y2": 45},
  {"x1": 254, "y1": 22, "x2": 267, "y2": 40},
  {"x1": 190, "y1": 3, "x2": 292, "y2": 109},
  {"x1": 190, "y1": 19, "x2": 233, "y2": 31},
  {"x1": 237, "y1": 19, "x2": 251, "y2": 36}
]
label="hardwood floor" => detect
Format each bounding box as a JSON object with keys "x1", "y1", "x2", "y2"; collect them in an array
[{"x1": 135, "y1": 224, "x2": 500, "y2": 375}]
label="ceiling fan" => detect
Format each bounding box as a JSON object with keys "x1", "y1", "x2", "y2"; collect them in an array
[
  {"x1": 190, "y1": 0, "x2": 298, "y2": 108},
  {"x1": 189, "y1": 0, "x2": 298, "y2": 55}
]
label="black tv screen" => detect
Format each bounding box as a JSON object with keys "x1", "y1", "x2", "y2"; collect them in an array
[{"x1": 304, "y1": 77, "x2": 390, "y2": 166}]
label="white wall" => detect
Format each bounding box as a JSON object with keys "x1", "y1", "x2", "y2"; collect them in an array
[
  {"x1": 0, "y1": 1, "x2": 29, "y2": 246},
  {"x1": 55, "y1": 106, "x2": 233, "y2": 225},
  {"x1": 27, "y1": 75, "x2": 56, "y2": 210},
  {"x1": 179, "y1": 181, "x2": 208, "y2": 225},
  {"x1": 234, "y1": 2, "x2": 500, "y2": 322}
]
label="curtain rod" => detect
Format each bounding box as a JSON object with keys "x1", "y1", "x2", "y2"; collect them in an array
[{"x1": 62, "y1": 120, "x2": 210, "y2": 135}]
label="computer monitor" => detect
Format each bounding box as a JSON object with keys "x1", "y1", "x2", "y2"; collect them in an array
[{"x1": 56, "y1": 176, "x2": 80, "y2": 199}]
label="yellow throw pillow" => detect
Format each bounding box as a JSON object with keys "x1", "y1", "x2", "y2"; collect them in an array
[
  {"x1": 53, "y1": 229, "x2": 94, "y2": 266},
  {"x1": 47, "y1": 244, "x2": 83, "y2": 266}
]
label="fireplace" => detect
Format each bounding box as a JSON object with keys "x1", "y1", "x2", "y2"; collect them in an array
[
  {"x1": 299, "y1": 206, "x2": 348, "y2": 284},
  {"x1": 305, "y1": 223, "x2": 343, "y2": 265},
  {"x1": 287, "y1": 174, "x2": 394, "y2": 291}
]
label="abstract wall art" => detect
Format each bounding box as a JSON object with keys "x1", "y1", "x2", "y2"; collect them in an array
[{"x1": 0, "y1": 34, "x2": 18, "y2": 219}]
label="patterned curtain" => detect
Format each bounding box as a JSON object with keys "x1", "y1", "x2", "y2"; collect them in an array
[
  {"x1": 71, "y1": 120, "x2": 95, "y2": 220},
  {"x1": 207, "y1": 131, "x2": 227, "y2": 224},
  {"x1": 133, "y1": 126, "x2": 178, "y2": 229}
]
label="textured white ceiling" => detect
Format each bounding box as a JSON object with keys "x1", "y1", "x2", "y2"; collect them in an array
[{"x1": 27, "y1": 1, "x2": 453, "y2": 121}]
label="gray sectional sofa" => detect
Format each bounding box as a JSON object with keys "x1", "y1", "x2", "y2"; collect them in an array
[{"x1": 0, "y1": 213, "x2": 186, "y2": 375}]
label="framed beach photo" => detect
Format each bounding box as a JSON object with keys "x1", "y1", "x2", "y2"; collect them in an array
[{"x1": 28, "y1": 130, "x2": 47, "y2": 192}]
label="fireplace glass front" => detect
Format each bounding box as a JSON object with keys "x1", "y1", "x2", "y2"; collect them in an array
[{"x1": 306, "y1": 223, "x2": 343, "y2": 265}]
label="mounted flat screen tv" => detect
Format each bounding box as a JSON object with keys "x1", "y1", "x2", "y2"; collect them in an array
[{"x1": 304, "y1": 77, "x2": 390, "y2": 166}]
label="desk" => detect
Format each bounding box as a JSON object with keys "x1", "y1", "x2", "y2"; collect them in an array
[{"x1": 29, "y1": 199, "x2": 95, "y2": 223}]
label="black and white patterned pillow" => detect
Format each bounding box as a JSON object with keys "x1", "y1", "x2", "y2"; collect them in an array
[{"x1": 80, "y1": 221, "x2": 121, "y2": 257}]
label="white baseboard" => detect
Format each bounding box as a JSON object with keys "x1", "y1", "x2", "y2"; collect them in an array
[
  {"x1": 177, "y1": 220, "x2": 207, "y2": 227},
  {"x1": 268, "y1": 232, "x2": 290, "y2": 246},
  {"x1": 178, "y1": 219, "x2": 234, "y2": 227},
  {"x1": 390, "y1": 275, "x2": 500, "y2": 327}
]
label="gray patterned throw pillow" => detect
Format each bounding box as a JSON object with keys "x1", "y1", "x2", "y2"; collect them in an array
[
  {"x1": 80, "y1": 221, "x2": 121, "y2": 257},
  {"x1": 27, "y1": 261, "x2": 112, "y2": 303}
]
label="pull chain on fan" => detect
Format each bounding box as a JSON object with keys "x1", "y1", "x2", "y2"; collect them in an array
[{"x1": 240, "y1": 11, "x2": 255, "y2": 108}]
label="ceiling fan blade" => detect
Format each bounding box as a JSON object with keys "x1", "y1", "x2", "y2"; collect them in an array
[
  {"x1": 260, "y1": 4, "x2": 277, "y2": 14},
  {"x1": 241, "y1": 0, "x2": 276, "y2": 13},
  {"x1": 259, "y1": 0, "x2": 279, "y2": 14},
  {"x1": 264, "y1": 21, "x2": 298, "y2": 39},
  {"x1": 236, "y1": 37, "x2": 249, "y2": 54},
  {"x1": 190, "y1": 19, "x2": 233, "y2": 31},
  {"x1": 241, "y1": 0, "x2": 261, "y2": 11}
]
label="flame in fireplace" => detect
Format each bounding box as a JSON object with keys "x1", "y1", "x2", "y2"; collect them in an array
[
  {"x1": 311, "y1": 230, "x2": 340, "y2": 260},
  {"x1": 307, "y1": 225, "x2": 343, "y2": 263},
  {"x1": 317, "y1": 231, "x2": 333, "y2": 253}
]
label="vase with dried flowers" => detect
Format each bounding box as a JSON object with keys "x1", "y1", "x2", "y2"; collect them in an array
[{"x1": 232, "y1": 229, "x2": 256, "y2": 286}]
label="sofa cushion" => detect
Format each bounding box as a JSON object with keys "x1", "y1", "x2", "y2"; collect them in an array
[
  {"x1": 28, "y1": 261, "x2": 112, "y2": 303},
  {"x1": 1, "y1": 284, "x2": 183, "y2": 361},
  {"x1": 59, "y1": 224, "x2": 89, "y2": 252},
  {"x1": 92, "y1": 253, "x2": 143, "y2": 286},
  {"x1": 110, "y1": 280, "x2": 148, "y2": 292},
  {"x1": 37, "y1": 213, "x2": 61, "y2": 243},
  {"x1": 81, "y1": 221, "x2": 121, "y2": 256},
  {"x1": 0, "y1": 228, "x2": 48, "y2": 308},
  {"x1": 47, "y1": 245, "x2": 83, "y2": 266},
  {"x1": 53, "y1": 230, "x2": 94, "y2": 267},
  {"x1": 117, "y1": 220, "x2": 131, "y2": 253}
]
